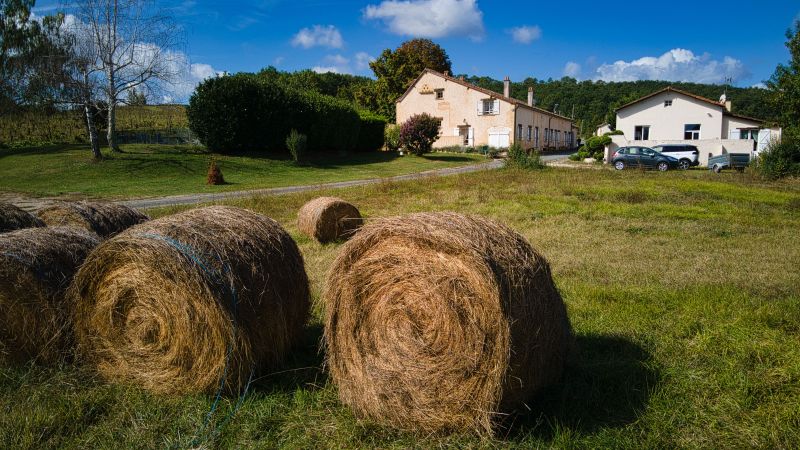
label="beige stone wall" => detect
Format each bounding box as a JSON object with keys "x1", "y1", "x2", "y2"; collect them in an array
[
  {"x1": 722, "y1": 115, "x2": 763, "y2": 139},
  {"x1": 514, "y1": 107, "x2": 575, "y2": 150},
  {"x1": 395, "y1": 72, "x2": 575, "y2": 150},
  {"x1": 396, "y1": 72, "x2": 514, "y2": 148}
]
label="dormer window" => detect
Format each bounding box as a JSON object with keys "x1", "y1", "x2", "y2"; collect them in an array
[
  {"x1": 435, "y1": 89, "x2": 444, "y2": 100},
  {"x1": 664, "y1": 100, "x2": 673, "y2": 107}
]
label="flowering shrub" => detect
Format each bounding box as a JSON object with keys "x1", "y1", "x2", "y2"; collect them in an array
[{"x1": 399, "y1": 113, "x2": 441, "y2": 155}]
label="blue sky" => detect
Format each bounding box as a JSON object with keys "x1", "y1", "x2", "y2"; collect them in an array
[{"x1": 34, "y1": 0, "x2": 800, "y2": 101}]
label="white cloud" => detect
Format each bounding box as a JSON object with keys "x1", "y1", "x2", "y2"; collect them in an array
[
  {"x1": 594, "y1": 48, "x2": 748, "y2": 84},
  {"x1": 165, "y1": 57, "x2": 224, "y2": 104},
  {"x1": 354, "y1": 52, "x2": 375, "y2": 71},
  {"x1": 364, "y1": 0, "x2": 484, "y2": 40},
  {"x1": 273, "y1": 56, "x2": 285, "y2": 66},
  {"x1": 291, "y1": 25, "x2": 344, "y2": 49},
  {"x1": 751, "y1": 82, "x2": 767, "y2": 89},
  {"x1": 313, "y1": 54, "x2": 351, "y2": 74},
  {"x1": 563, "y1": 61, "x2": 581, "y2": 78},
  {"x1": 508, "y1": 25, "x2": 541, "y2": 44}
]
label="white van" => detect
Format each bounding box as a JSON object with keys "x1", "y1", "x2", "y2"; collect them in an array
[{"x1": 651, "y1": 144, "x2": 700, "y2": 170}]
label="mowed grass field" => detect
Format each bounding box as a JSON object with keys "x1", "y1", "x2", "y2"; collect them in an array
[
  {"x1": 2, "y1": 167, "x2": 799, "y2": 448},
  {"x1": 0, "y1": 144, "x2": 484, "y2": 199}
]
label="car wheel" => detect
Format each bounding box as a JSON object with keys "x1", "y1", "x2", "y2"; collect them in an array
[
  {"x1": 678, "y1": 159, "x2": 691, "y2": 170},
  {"x1": 657, "y1": 162, "x2": 669, "y2": 172},
  {"x1": 614, "y1": 161, "x2": 625, "y2": 170},
  {"x1": 712, "y1": 165, "x2": 722, "y2": 174}
]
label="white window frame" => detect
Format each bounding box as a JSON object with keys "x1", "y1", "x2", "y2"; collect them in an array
[
  {"x1": 435, "y1": 88, "x2": 444, "y2": 100},
  {"x1": 664, "y1": 100, "x2": 672, "y2": 107},
  {"x1": 634, "y1": 125, "x2": 650, "y2": 141},
  {"x1": 684, "y1": 124, "x2": 701, "y2": 140}
]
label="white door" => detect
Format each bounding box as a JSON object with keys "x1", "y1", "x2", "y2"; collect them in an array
[
  {"x1": 756, "y1": 129, "x2": 772, "y2": 153},
  {"x1": 467, "y1": 127, "x2": 474, "y2": 146},
  {"x1": 488, "y1": 132, "x2": 509, "y2": 148}
]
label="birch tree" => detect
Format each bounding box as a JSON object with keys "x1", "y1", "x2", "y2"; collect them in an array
[{"x1": 74, "y1": 0, "x2": 182, "y2": 151}]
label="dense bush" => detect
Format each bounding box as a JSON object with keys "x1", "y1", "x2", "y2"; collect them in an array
[
  {"x1": 357, "y1": 111, "x2": 388, "y2": 151},
  {"x1": 188, "y1": 74, "x2": 364, "y2": 154},
  {"x1": 187, "y1": 74, "x2": 291, "y2": 153},
  {"x1": 506, "y1": 142, "x2": 544, "y2": 170},
  {"x1": 752, "y1": 138, "x2": 800, "y2": 180},
  {"x1": 384, "y1": 124, "x2": 401, "y2": 151},
  {"x1": 606, "y1": 129, "x2": 624, "y2": 136},
  {"x1": 399, "y1": 113, "x2": 441, "y2": 155},
  {"x1": 294, "y1": 90, "x2": 360, "y2": 152}
]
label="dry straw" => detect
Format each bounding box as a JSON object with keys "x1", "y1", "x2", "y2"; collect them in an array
[
  {"x1": 0, "y1": 227, "x2": 99, "y2": 364},
  {"x1": 324, "y1": 212, "x2": 572, "y2": 434},
  {"x1": 71, "y1": 205, "x2": 310, "y2": 395},
  {"x1": 297, "y1": 197, "x2": 362, "y2": 243},
  {"x1": 36, "y1": 201, "x2": 149, "y2": 238},
  {"x1": 0, "y1": 202, "x2": 44, "y2": 233}
]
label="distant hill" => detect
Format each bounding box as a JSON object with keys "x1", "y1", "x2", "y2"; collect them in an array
[{"x1": 458, "y1": 76, "x2": 776, "y2": 137}]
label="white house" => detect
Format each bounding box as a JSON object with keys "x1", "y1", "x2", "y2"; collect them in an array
[{"x1": 607, "y1": 87, "x2": 780, "y2": 166}]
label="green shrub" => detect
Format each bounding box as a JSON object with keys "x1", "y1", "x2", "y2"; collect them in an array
[
  {"x1": 605, "y1": 129, "x2": 624, "y2": 136},
  {"x1": 399, "y1": 113, "x2": 441, "y2": 155},
  {"x1": 286, "y1": 129, "x2": 307, "y2": 164},
  {"x1": 293, "y1": 90, "x2": 360, "y2": 153},
  {"x1": 188, "y1": 74, "x2": 292, "y2": 153},
  {"x1": 593, "y1": 151, "x2": 604, "y2": 162},
  {"x1": 188, "y1": 74, "x2": 362, "y2": 154},
  {"x1": 568, "y1": 152, "x2": 581, "y2": 161},
  {"x1": 507, "y1": 142, "x2": 544, "y2": 170},
  {"x1": 577, "y1": 150, "x2": 590, "y2": 159},
  {"x1": 584, "y1": 135, "x2": 612, "y2": 154},
  {"x1": 384, "y1": 124, "x2": 401, "y2": 151},
  {"x1": 357, "y1": 111, "x2": 388, "y2": 151},
  {"x1": 752, "y1": 138, "x2": 800, "y2": 180}
]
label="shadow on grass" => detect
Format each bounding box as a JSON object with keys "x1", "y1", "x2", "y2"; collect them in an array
[
  {"x1": 0, "y1": 142, "x2": 90, "y2": 158},
  {"x1": 501, "y1": 334, "x2": 659, "y2": 440},
  {"x1": 421, "y1": 154, "x2": 477, "y2": 163},
  {"x1": 250, "y1": 323, "x2": 327, "y2": 393}
]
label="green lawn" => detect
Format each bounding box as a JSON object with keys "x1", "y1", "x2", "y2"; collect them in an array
[
  {"x1": 0, "y1": 144, "x2": 485, "y2": 199},
  {"x1": 2, "y1": 168, "x2": 800, "y2": 448}
]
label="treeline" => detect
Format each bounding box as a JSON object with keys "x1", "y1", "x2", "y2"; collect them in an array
[{"x1": 459, "y1": 76, "x2": 776, "y2": 137}]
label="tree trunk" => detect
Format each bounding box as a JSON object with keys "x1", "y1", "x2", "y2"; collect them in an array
[
  {"x1": 107, "y1": 96, "x2": 119, "y2": 152},
  {"x1": 82, "y1": 70, "x2": 101, "y2": 159},
  {"x1": 85, "y1": 102, "x2": 101, "y2": 159}
]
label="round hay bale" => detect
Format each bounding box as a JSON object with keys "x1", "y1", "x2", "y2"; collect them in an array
[
  {"x1": 0, "y1": 227, "x2": 100, "y2": 364},
  {"x1": 36, "y1": 201, "x2": 149, "y2": 238},
  {"x1": 324, "y1": 212, "x2": 572, "y2": 434},
  {"x1": 71, "y1": 205, "x2": 310, "y2": 395},
  {"x1": 0, "y1": 202, "x2": 44, "y2": 233},
  {"x1": 297, "y1": 197, "x2": 362, "y2": 243}
]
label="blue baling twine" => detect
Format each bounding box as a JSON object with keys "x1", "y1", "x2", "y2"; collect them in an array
[{"x1": 134, "y1": 233, "x2": 253, "y2": 448}]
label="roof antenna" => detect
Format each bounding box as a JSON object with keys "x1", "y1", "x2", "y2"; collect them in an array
[{"x1": 721, "y1": 76, "x2": 732, "y2": 102}]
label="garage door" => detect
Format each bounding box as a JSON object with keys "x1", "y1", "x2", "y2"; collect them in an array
[{"x1": 488, "y1": 132, "x2": 509, "y2": 148}]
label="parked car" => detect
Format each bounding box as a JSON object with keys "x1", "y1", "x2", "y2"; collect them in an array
[
  {"x1": 611, "y1": 146, "x2": 681, "y2": 171},
  {"x1": 651, "y1": 144, "x2": 700, "y2": 170}
]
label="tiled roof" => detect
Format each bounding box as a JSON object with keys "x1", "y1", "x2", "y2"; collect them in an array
[
  {"x1": 396, "y1": 68, "x2": 575, "y2": 122},
  {"x1": 615, "y1": 86, "x2": 725, "y2": 111}
]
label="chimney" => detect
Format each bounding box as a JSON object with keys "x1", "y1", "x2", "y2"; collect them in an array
[
  {"x1": 527, "y1": 86, "x2": 534, "y2": 106},
  {"x1": 503, "y1": 76, "x2": 510, "y2": 98},
  {"x1": 444, "y1": 70, "x2": 450, "y2": 77},
  {"x1": 725, "y1": 100, "x2": 732, "y2": 112}
]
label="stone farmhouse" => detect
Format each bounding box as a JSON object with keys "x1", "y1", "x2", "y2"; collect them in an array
[{"x1": 396, "y1": 69, "x2": 578, "y2": 151}]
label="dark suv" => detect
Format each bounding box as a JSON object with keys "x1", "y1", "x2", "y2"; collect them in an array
[
  {"x1": 611, "y1": 146, "x2": 680, "y2": 171},
  {"x1": 651, "y1": 144, "x2": 700, "y2": 170}
]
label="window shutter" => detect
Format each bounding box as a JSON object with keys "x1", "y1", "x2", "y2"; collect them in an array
[
  {"x1": 453, "y1": 128, "x2": 459, "y2": 137},
  {"x1": 493, "y1": 99, "x2": 500, "y2": 114},
  {"x1": 477, "y1": 100, "x2": 483, "y2": 115}
]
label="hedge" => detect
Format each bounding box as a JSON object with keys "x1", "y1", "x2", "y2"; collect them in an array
[
  {"x1": 188, "y1": 73, "x2": 372, "y2": 154},
  {"x1": 356, "y1": 111, "x2": 388, "y2": 151}
]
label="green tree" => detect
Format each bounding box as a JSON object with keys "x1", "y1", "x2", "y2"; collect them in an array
[
  {"x1": 767, "y1": 20, "x2": 800, "y2": 139},
  {"x1": 366, "y1": 39, "x2": 452, "y2": 120},
  {"x1": 0, "y1": 0, "x2": 70, "y2": 112}
]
